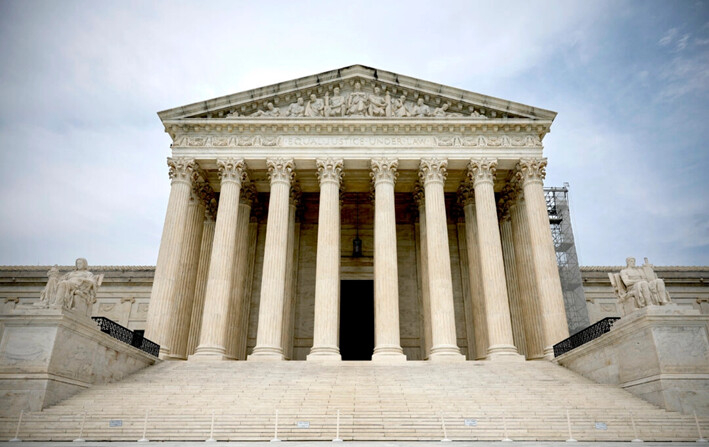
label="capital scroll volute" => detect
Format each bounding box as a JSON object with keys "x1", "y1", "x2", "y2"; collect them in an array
[
  {"x1": 167, "y1": 157, "x2": 198, "y2": 185},
  {"x1": 370, "y1": 158, "x2": 399, "y2": 186},
  {"x1": 316, "y1": 158, "x2": 344, "y2": 186},
  {"x1": 266, "y1": 158, "x2": 295, "y2": 185},
  {"x1": 467, "y1": 158, "x2": 498, "y2": 187},
  {"x1": 217, "y1": 158, "x2": 247, "y2": 185},
  {"x1": 515, "y1": 158, "x2": 547, "y2": 186}
]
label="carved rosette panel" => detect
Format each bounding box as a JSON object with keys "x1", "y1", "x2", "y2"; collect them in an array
[
  {"x1": 217, "y1": 158, "x2": 247, "y2": 185},
  {"x1": 515, "y1": 158, "x2": 547, "y2": 187},
  {"x1": 266, "y1": 158, "x2": 295, "y2": 185},
  {"x1": 412, "y1": 181, "x2": 425, "y2": 207},
  {"x1": 167, "y1": 157, "x2": 197, "y2": 185},
  {"x1": 370, "y1": 158, "x2": 399, "y2": 186},
  {"x1": 316, "y1": 158, "x2": 344, "y2": 186},
  {"x1": 419, "y1": 158, "x2": 448, "y2": 187},
  {"x1": 239, "y1": 182, "x2": 258, "y2": 207},
  {"x1": 457, "y1": 181, "x2": 475, "y2": 207},
  {"x1": 468, "y1": 158, "x2": 498, "y2": 187}
]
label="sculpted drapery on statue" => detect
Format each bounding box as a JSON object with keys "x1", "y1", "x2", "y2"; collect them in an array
[
  {"x1": 610, "y1": 257, "x2": 671, "y2": 316},
  {"x1": 37, "y1": 258, "x2": 103, "y2": 317}
]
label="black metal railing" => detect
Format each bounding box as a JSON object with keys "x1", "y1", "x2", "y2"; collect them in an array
[
  {"x1": 92, "y1": 316, "x2": 160, "y2": 357},
  {"x1": 553, "y1": 317, "x2": 620, "y2": 357}
]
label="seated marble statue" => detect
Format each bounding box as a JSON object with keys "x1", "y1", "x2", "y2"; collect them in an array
[
  {"x1": 38, "y1": 258, "x2": 103, "y2": 317},
  {"x1": 251, "y1": 102, "x2": 280, "y2": 117},
  {"x1": 609, "y1": 257, "x2": 671, "y2": 315}
]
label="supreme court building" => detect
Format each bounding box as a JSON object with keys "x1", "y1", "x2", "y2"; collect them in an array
[{"x1": 145, "y1": 65, "x2": 570, "y2": 363}]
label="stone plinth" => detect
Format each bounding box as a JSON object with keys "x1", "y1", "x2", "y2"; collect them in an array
[
  {"x1": 556, "y1": 304, "x2": 709, "y2": 415},
  {"x1": 0, "y1": 306, "x2": 157, "y2": 416}
]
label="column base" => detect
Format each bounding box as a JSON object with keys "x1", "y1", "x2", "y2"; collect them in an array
[
  {"x1": 189, "y1": 345, "x2": 230, "y2": 361},
  {"x1": 486, "y1": 344, "x2": 525, "y2": 362},
  {"x1": 542, "y1": 346, "x2": 555, "y2": 360},
  {"x1": 372, "y1": 344, "x2": 407, "y2": 363},
  {"x1": 307, "y1": 346, "x2": 341, "y2": 362},
  {"x1": 429, "y1": 344, "x2": 465, "y2": 362},
  {"x1": 248, "y1": 346, "x2": 285, "y2": 361},
  {"x1": 162, "y1": 353, "x2": 187, "y2": 361}
]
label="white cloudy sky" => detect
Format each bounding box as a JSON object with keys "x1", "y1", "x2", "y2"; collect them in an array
[{"x1": 0, "y1": 0, "x2": 707, "y2": 266}]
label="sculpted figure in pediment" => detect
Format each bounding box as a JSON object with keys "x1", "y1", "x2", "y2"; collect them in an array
[
  {"x1": 325, "y1": 87, "x2": 345, "y2": 117},
  {"x1": 286, "y1": 97, "x2": 306, "y2": 117},
  {"x1": 346, "y1": 82, "x2": 368, "y2": 116},
  {"x1": 305, "y1": 94, "x2": 325, "y2": 117},
  {"x1": 470, "y1": 108, "x2": 488, "y2": 119},
  {"x1": 412, "y1": 98, "x2": 432, "y2": 117},
  {"x1": 251, "y1": 102, "x2": 281, "y2": 117},
  {"x1": 368, "y1": 87, "x2": 390, "y2": 117},
  {"x1": 391, "y1": 95, "x2": 410, "y2": 117},
  {"x1": 433, "y1": 102, "x2": 463, "y2": 117}
]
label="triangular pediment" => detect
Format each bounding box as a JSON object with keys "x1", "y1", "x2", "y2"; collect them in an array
[{"x1": 158, "y1": 65, "x2": 556, "y2": 122}]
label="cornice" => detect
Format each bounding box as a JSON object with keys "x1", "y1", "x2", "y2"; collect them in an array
[{"x1": 580, "y1": 266, "x2": 709, "y2": 272}]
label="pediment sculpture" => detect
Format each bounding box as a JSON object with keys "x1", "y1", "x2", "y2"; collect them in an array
[
  {"x1": 609, "y1": 257, "x2": 671, "y2": 316},
  {"x1": 36, "y1": 258, "x2": 104, "y2": 318},
  {"x1": 217, "y1": 81, "x2": 494, "y2": 120}
]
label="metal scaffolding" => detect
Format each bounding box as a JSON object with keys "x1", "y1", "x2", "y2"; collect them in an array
[{"x1": 545, "y1": 184, "x2": 590, "y2": 335}]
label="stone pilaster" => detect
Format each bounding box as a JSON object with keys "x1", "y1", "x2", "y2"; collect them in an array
[
  {"x1": 249, "y1": 158, "x2": 295, "y2": 361},
  {"x1": 281, "y1": 185, "x2": 301, "y2": 360},
  {"x1": 164, "y1": 180, "x2": 207, "y2": 360},
  {"x1": 145, "y1": 157, "x2": 197, "y2": 357},
  {"x1": 458, "y1": 182, "x2": 488, "y2": 360},
  {"x1": 509, "y1": 189, "x2": 545, "y2": 359},
  {"x1": 308, "y1": 158, "x2": 344, "y2": 361},
  {"x1": 468, "y1": 159, "x2": 521, "y2": 361},
  {"x1": 420, "y1": 159, "x2": 464, "y2": 361},
  {"x1": 370, "y1": 158, "x2": 406, "y2": 362},
  {"x1": 515, "y1": 158, "x2": 569, "y2": 358},
  {"x1": 186, "y1": 206, "x2": 216, "y2": 357},
  {"x1": 413, "y1": 183, "x2": 432, "y2": 359},
  {"x1": 498, "y1": 186, "x2": 527, "y2": 357},
  {"x1": 224, "y1": 183, "x2": 256, "y2": 360},
  {"x1": 192, "y1": 158, "x2": 247, "y2": 360}
]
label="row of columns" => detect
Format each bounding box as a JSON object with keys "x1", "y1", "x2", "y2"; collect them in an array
[{"x1": 145, "y1": 155, "x2": 568, "y2": 362}]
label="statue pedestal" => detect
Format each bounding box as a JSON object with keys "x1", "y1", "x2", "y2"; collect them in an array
[
  {"x1": 556, "y1": 304, "x2": 709, "y2": 415},
  {"x1": 0, "y1": 306, "x2": 157, "y2": 416}
]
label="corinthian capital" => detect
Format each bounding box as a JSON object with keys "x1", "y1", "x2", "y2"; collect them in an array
[
  {"x1": 467, "y1": 158, "x2": 498, "y2": 187},
  {"x1": 412, "y1": 181, "x2": 425, "y2": 207},
  {"x1": 266, "y1": 158, "x2": 295, "y2": 185},
  {"x1": 419, "y1": 158, "x2": 448, "y2": 186},
  {"x1": 167, "y1": 157, "x2": 197, "y2": 185},
  {"x1": 240, "y1": 182, "x2": 257, "y2": 207},
  {"x1": 217, "y1": 158, "x2": 247, "y2": 185},
  {"x1": 457, "y1": 180, "x2": 475, "y2": 207},
  {"x1": 515, "y1": 158, "x2": 547, "y2": 186},
  {"x1": 316, "y1": 158, "x2": 344, "y2": 186},
  {"x1": 290, "y1": 182, "x2": 302, "y2": 207},
  {"x1": 497, "y1": 184, "x2": 517, "y2": 222},
  {"x1": 194, "y1": 180, "x2": 215, "y2": 208},
  {"x1": 370, "y1": 158, "x2": 398, "y2": 185}
]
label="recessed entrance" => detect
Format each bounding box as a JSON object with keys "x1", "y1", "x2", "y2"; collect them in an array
[{"x1": 339, "y1": 280, "x2": 374, "y2": 360}]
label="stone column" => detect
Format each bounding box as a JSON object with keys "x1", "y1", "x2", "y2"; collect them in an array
[
  {"x1": 370, "y1": 158, "x2": 406, "y2": 362},
  {"x1": 164, "y1": 180, "x2": 208, "y2": 360},
  {"x1": 419, "y1": 158, "x2": 464, "y2": 361},
  {"x1": 468, "y1": 159, "x2": 521, "y2": 360},
  {"x1": 186, "y1": 200, "x2": 217, "y2": 357},
  {"x1": 192, "y1": 159, "x2": 246, "y2": 360},
  {"x1": 498, "y1": 188, "x2": 527, "y2": 357},
  {"x1": 516, "y1": 158, "x2": 569, "y2": 358},
  {"x1": 413, "y1": 183, "x2": 432, "y2": 359},
  {"x1": 281, "y1": 185, "x2": 301, "y2": 360},
  {"x1": 509, "y1": 190, "x2": 545, "y2": 359},
  {"x1": 145, "y1": 157, "x2": 196, "y2": 357},
  {"x1": 249, "y1": 158, "x2": 295, "y2": 361},
  {"x1": 308, "y1": 159, "x2": 344, "y2": 361},
  {"x1": 224, "y1": 184, "x2": 256, "y2": 360},
  {"x1": 458, "y1": 182, "x2": 488, "y2": 360}
]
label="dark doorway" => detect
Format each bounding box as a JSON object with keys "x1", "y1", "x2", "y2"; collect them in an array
[{"x1": 339, "y1": 280, "x2": 374, "y2": 360}]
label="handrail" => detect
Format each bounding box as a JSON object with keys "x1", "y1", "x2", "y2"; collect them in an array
[
  {"x1": 553, "y1": 317, "x2": 620, "y2": 357},
  {"x1": 92, "y1": 316, "x2": 160, "y2": 357}
]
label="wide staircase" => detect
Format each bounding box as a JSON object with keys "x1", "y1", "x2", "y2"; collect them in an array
[{"x1": 1, "y1": 360, "x2": 706, "y2": 442}]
